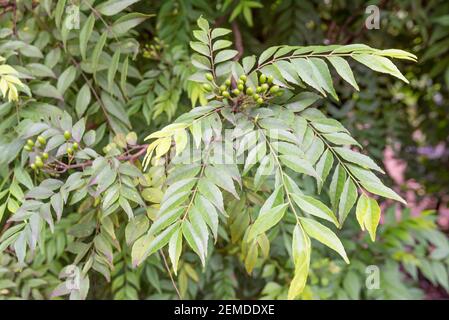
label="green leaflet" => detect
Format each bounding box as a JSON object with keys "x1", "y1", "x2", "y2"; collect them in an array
[
  {"x1": 247, "y1": 204, "x2": 288, "y2": 242},
  {"x1": 327, "y1": 56, "x2": 359, "y2": 90},
  {"x1": 182, "y1": 219, "x2": 207, "y2": 266},
  {"x1": 356, "y1": 194, "x2": 381, "y2": 241},
  {"x1": 79, "y1": 14, "x2": 95, "y2": 61},
  {"x1": 291, "y1": 193, "x2": 339, "y2": 227},
  {"x1": 360, "y1": 181, "x2": 406, "y2": 204},
  {"x1": 168, "y1": 228, "x2": 183, "y2": 275},
  {"x1": 352, "y1": 54, "x2": 409, "y2": 83},
  {"x1": 132, "y1": 222, "x2": 179, "y2": 267},
  {"x1": 338, "y1": 178, "x2": 358, "y2": 226},
  {"x1": 300, "y1": 217, "x2": 349, "y2": 264},
  {"x1": 334, "y1": 147, "x2": 385, "y2": 173},
  {"x1": 288, "y1": 223, "x2": 311, "y2": 300},
  {"x1": 279, "y1": 154, "x2": 319, "y2": 179},
  {"x1": 95, "y1": 0, "x2": 140, "y2": 16},
  {"x1": 315, "y1": 149, "x2": 334, "y2": 193},
  {"x1": 329, "y1": 164, "x2": 347, "y2": 211}
]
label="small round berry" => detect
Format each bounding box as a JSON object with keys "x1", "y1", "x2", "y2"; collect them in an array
[
  {"x1": 202, "y1": 83, "x2": 212, "y2": 92},
  {"x1": 232, "y1": 89, "x2": 240, "y2": 95},
  {"x1": 259, "y1": 74, "x2": 267, "y2": 84},
  {"x1": 27, "y1": 139, "x2": 34, "y2": 147},
  {"x1": 239, "y1": 74, "x2": 247, "y2": 82},
  {"x1": 35, "y1": 156, "x2": 43, "y2": 168},
  {"x1": 237, "y1": 84, "x2": 244, "y2": 91},
  {"x1": 225, "y1": 79, "x2": 231, "y2": 86},
  {"x1": 73, "y1": 142, "x2": 79, "y2": 150},
  {"x1": 37, "y1": 136, "x2": 46, "y2": 145},
  {"x1": 220, "y1": 85, "x2": 227, "y2": 91},
  {"x1": 257, "y1": 98, "x2": 264, "y2": 104},
  {"x1": 67, "y1": 147, "x2": 73, "y2": 155},
  {"x1": 267, "y1": 75, "x2": 274, "y2": 84},
  {"x1": 246, "y1": 87, "x2": 254, "y2": 95},
  {"x1": 222, "y1": 91, "x2": 230, "y2": 98},
  {"x1": 24, "y1": 145, "x2": 32, "y2": 152},
  {"x1": 252, "y1": 94, "x2": 260, "y2": 100},
  {"x1": 261, "y1": 83, "x2": 269, "y2": 91},
  {"x1": 256, "y1": 86, "x2": 262, "y2": 93},
  {"x1": 64, "y1": 131, "x2": 71, "y2": 140},
  {"x1": 30, "y1": 163, "x2": 36, "y2": 170},
  {"x1": 42, "y1": 152, "x2": 49, "y2": 160},
  {"x1": 269, "y1": 85, "x2": 280, "y2": 93},
  {"x1": 205, "y1": 73, "x2": 213, "y2": 81}
]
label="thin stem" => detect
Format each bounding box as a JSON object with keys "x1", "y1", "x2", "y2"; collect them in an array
[
  {"x1": 48, "y1": 144, "x2": 148, "y2": 173},
  {"x1": 254, "y1": 121, "x2": 301, "y2": 224},
  {"x1": 160, "y1": 250, "x2": 182, "y2": 300},
  {"x1": 207, "y1": 29, "x2": 217, "y2": 80},
  {"x1": 256, "y1": 52, "x2": 353, "y2": 71},
  {"x1": 67, "y1": 55, "x2": 115, "y2": 132},
  {"x1": 232, "y1": 21, "x2": 243, "y2": 61},
  {"x1": 82, "y1": 0, "x2": 120, "y2": 43},
  {"x1": 306, "y1": 120, "x2": 367, "y2": 196},
  {"x1": 180, "y1": 143, "x2": 212, "y2": 221}
]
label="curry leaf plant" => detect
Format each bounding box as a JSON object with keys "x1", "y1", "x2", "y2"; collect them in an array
[{"x1": 135, "y1": 17, "x2": 415, "y2": 299}]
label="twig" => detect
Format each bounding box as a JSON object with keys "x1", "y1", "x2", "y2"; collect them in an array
[
  {"x1": 12, "y1": 0, "x2": 17, "y2": 36},
  {"x1": 49, "y1": 144, "x2": 148, "y2": 173},
  {"x1": 67, "y1": 55, "x2": 117, "y2": 132},
  {"x1": 0, "y1": 221, "x2": 12, "y2": 237},
  {"x1": 232, "y1": 21, "x2": 244, "y2": 61},
  {"x1": 159, "y1": 250, "x2": 182, "y2": 300}
]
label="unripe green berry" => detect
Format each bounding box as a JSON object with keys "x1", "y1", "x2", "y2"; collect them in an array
[
  {"x1": 30, "y1": 163, "x2": 36, "y2": 170},
  {"x1": 67, "y1": 147, "x2": 73, "y2": 155},
  {"x1": 232, "y1": 89, "x2": 240, "y2": 95},
  {"x1": 37, "y1": 136, "x2": 46, "y2": 145},
  {"x1": 222, "y1": 91, "x2": 230, "y2": 98},
  {"x1": 257, "y1": 98, "x2": 264, "y2": 104},
  {"x1": 239, "y1": 74, "x2": 247, "y2": 82},
  {"x1": 42, "y1": 152, "x2": 49, "y2": 160},
  {"x1": 256, "y1": 86, "x2": 262, "y2": 93},
  {"x1": 64, "y1": 131, "x2": 71, "y2": 140},
  {"x1": 237, "y1": 84, "x2": 244, "y2": 91},
  {"x1": 267, "y1": 75, "x2": 274, "y2": 84},
  {"x1": 35, "y1": 156, "x2": 43, "y2": 168},
  {"x1": 35, "y1": 159, "x2": 44, "y2": 168},
  {"x1": 24, "y1": 145, "x2": 32, "y2": 152},
  {"x1": 73, "y1": 142, "x2": 79, "y2": 150},
  {"x1": 269, "y1": 85, "x2": 280, "y2": 93},
  {"x1": 220, "y1": 85, "x2": 227, "y2": 91},
  {"x1": 259, "y1": 74, "x2": 267, "y2": 84},
  {"x1": 252, "y1": 94, "x2": 260, "y2": 100},
  {"x1": 246, "y1": 87, "x2": 254, "y2": 95},
  {"x1": 261, "y1": 83, "x2": 269, "y2": 91},
  {"x1": 225, "y1": 79, "x2": 231, "y2": 86},
  {"x1": 205, "y1": 73, "x2": 213, "y2": 81},
  {"x1": 202, "y1": 83, "x2": 212, "y2": 92},
  {"x1": 27, "y1": 139, "x2": 34, "y2": 147}
]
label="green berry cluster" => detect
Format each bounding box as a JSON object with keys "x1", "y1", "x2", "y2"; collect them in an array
[
  {"x1": 24, "y1": 135, "x2": 49, "y2": 172},
  {"x1": 142, "y1": 37, "x2": 163, "y2": 60},
  {"x1": 202, "y1": 72, "x2": 282, "y2": 106},
  {"x1": 24, "y1": 130, "x2": 80, "y2": 172},
  {"x1": 64, "y1": 131, "x2": 79, "y2": 156}
]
